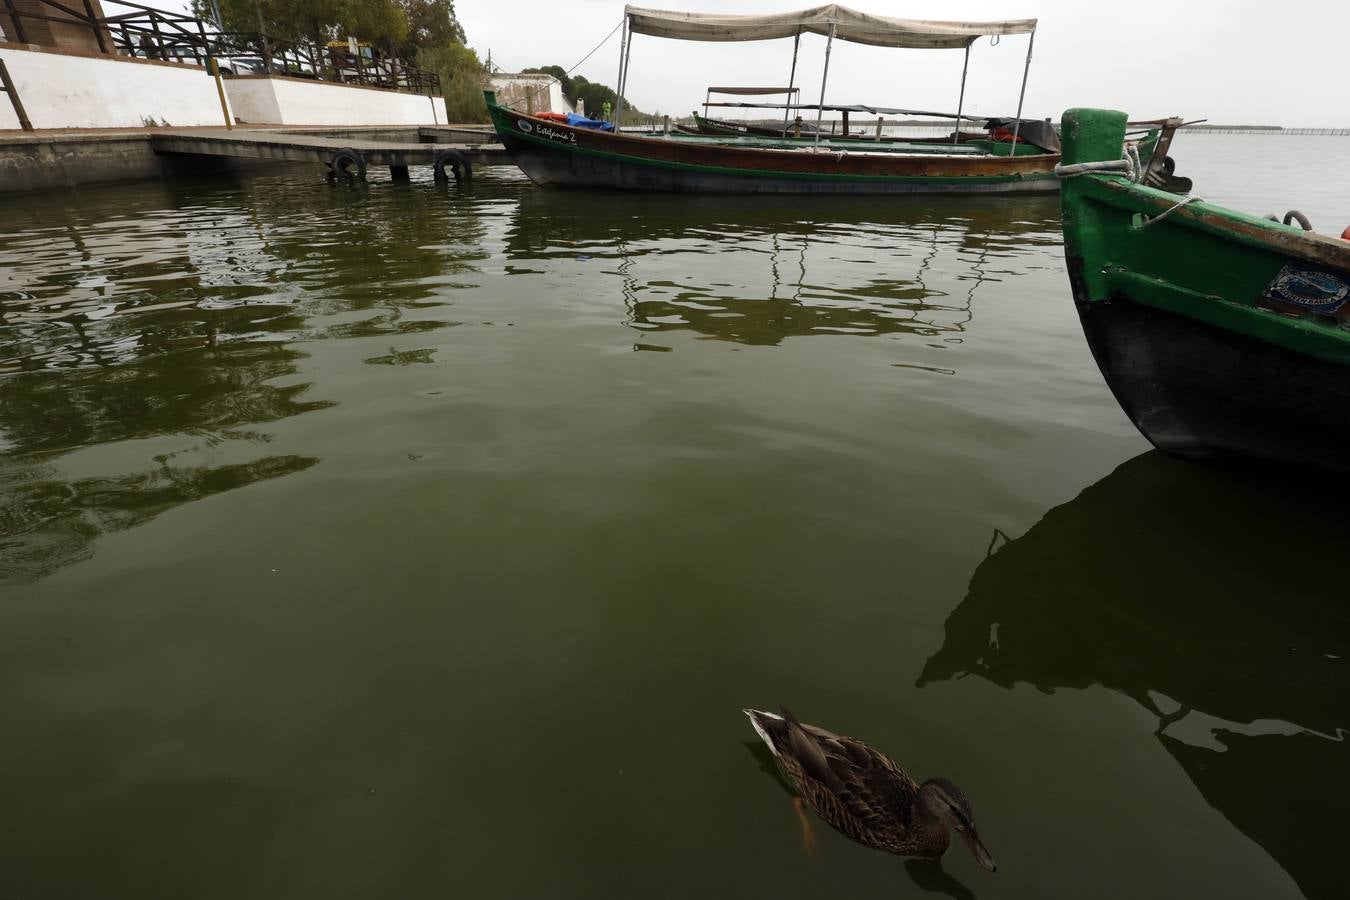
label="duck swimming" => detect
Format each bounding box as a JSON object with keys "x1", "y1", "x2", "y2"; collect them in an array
[{"x1": 744, "y1": 707, "x2": 996, "y2": 872}]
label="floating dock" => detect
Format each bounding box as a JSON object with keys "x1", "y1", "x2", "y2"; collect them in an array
[
  {"x1": 0, "y1": 124, "x2": 511, "y2": 193},
  {"x1": 150, "y1": 127, "x2": 508, "y2": 181}
]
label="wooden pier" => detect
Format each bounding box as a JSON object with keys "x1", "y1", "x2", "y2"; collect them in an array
[{"x1": 149, "y1": 127, "x2": 510, "y2": 181}]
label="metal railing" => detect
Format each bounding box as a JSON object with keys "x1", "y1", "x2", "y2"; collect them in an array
[{"x1": 0, "y1": 0, "x2": 440, "y2": 95}]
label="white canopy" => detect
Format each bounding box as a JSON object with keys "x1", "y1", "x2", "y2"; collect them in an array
[{"x1": 624, "y1": 4, "x2": 1036, "y2": 49}]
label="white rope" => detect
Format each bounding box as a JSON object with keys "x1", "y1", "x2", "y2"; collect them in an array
[
  {"x1": 1136, "y1": 195, "x2": 1202, "y2": 228},
  {"x1": 1056, "y1": 143, "x2": 1153, "y2": 182},
  {"x1": 1054, "y1": 159, "x2": 1134, "y2": 178},
  {"x1": 513, "y1": 19, "x2": 626, "y2": 111}
]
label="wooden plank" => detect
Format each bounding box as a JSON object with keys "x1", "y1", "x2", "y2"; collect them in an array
[{"x1": 0, "y1": 58, "x2": 33, "y2": 131}]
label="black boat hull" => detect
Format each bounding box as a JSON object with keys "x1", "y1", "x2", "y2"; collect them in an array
[{"x1": 1076, "y1": 296, "x2": 1350, "y2": 471}]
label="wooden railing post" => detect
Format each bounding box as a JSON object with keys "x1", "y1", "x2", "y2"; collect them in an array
[
  {"x1": 0, "y1": 57, "x2": 33, "y2": 131},
  {"x1": 81, "y1": 0, "x2": 110, "y2": 54},
  {"x1": 3, "y1": 0, "x2": 29, "y2": 44}
]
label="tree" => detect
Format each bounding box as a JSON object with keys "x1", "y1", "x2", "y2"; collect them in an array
[
  {"x1": 194, "y1": 0, "x2": 408, "y2": 50},
  {"x1": 418, "y1": 42, "x2": 487, "y2": 122},
  {"x1": 397, "y1": 0, "x2": 465, "y2": 59}
]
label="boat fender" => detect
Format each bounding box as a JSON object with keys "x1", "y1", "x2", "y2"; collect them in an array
[
  {"x1": 1282, "y1": 210, "x2": 1313, "y2": 231},
  {"x1": 433, "y1": 149, "x2": 471, "y2": 183},
  {"x1": 327, "y1": 148, "x2": 366, "y2": 180},
  {"x1": 1161, "y1": 155, "x2": 1176, "y2": 176}
]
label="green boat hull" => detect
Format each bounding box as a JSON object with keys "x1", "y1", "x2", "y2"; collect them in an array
[{"x1": 1059, "y1": 108, "x2": 1350, "y2": 470}]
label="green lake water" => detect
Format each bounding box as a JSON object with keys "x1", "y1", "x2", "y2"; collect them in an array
[{"x1": 1, "y1": 134, "x2": 1348, "y2": 899}]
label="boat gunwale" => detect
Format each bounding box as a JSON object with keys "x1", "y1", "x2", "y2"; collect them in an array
[{"x1": 489, "y1": 102, "x2": 1061, "y2": 184}]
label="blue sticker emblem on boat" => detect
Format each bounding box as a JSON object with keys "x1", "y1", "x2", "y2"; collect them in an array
[
  {"x1": 1264, "y1": 264, "x2": 1349, "y2": 313},
  {"x1": 517, "y1": 119, "x2": 533, "y2": 133}
]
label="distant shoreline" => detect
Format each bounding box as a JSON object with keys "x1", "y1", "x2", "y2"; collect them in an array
[{"x1": 706, "y1": 117, "x2": 1350, "y2": 136}]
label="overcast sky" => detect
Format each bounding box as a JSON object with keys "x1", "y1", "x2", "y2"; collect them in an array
[
  {"x1": 454, "y1": 0, "x2": 1346, "y2": 127},
  {"x1": 155, "y1": 0, "x2": 1345, "y2": 126}
]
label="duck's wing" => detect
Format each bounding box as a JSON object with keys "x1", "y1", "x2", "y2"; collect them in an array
[{"x1": 781, "y1": 709, "x2": 919, "y2": 829}]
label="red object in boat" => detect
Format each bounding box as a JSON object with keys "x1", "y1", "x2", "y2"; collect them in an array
[
  {"x1": 536, "y1": 112, "x2": 568, "y2": 122},
  {"x1": 991, "y1": 126, "x2": 1024, "y2": 143},
  {"x1": 1341, "y1": 224, "x2": 1350, "y2": 240}
]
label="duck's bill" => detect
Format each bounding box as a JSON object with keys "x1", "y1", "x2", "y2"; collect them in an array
[{"x1": 961, "y1": 831, "x2": 998, "y2": 873}]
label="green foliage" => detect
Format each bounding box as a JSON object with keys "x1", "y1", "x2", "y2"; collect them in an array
[
  {"x1": 196, "y1": 0, "x2": 410, "y2": 49},
  {"x1": 397, "y1": 0, "x2": 465, "y2": 59},
  {"x1": 419, "y1": 43, "x2": 489, "y2": 122}
]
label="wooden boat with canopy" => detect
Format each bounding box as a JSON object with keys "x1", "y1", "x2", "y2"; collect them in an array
[{"x1": 488, "y1": 5, "x2": 1092, "y2": 195}]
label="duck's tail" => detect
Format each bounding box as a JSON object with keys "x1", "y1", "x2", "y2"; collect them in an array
[{"x1": 742, "y1": 708, "x2": 784, "y2": 757}]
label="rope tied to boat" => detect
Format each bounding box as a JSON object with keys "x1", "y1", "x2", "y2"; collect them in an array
[
  {"x1": 1055, "y1": 145, "x2": 1145, "y2": 182},
  {"x1": 1136, "y1": 194, "x2": 1203, "y2": 228},
  {"x1": 1053, "y1": 158, "x2": 1136, "y2": 180}
]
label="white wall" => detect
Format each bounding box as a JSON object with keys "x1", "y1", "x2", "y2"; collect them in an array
[
  {"x1": 0, "y1": 47, "x2": 229, "y2": 130},
  {"x1": 224, "y1": 77, "x2": 446, "y2": 126},
  {"x1": 488, "y1": 74, "x2": 568, "y2": 115}
]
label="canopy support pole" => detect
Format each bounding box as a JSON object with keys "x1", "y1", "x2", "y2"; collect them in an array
[
  {"x1": 614, "y1": 15, "x2": 629, "y2": 125},
  {"x1": 703, "y1": 87, "x2": 710, "y2": 118},
  {"x1": 782, "y1": 27, "x2": 801, "y2": 132},
  {"x1": 952, "y1": 43, "x2": 971, "y2": 144},
  {"x1": 813, "y1": 22, "x2": 836, "y2": 149},
  {"x1": 1009, "y1": 30, "x2": 1035, "y2": 151}
]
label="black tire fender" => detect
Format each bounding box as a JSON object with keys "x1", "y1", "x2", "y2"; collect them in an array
[
  {"x1": 328, "y1": 148, "x2": 366, "y2": 180},
  {"x1": 433, "y1": 149, "x2": 471, "y2": 183},
  {"x1": 1282, "y1": 210, "x2": 1312, "y2": 231}
]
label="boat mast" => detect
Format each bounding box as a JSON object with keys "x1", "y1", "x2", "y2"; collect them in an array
[
  {"x1": 1009, "y1": 29, "x2": 1036, "y2": 150},
  {"x1": 615, "y1": 13, "x2": 630, "y2": 127},
  {"x1": 952, "y1": 43, "x2": 971, "y2": 144},
  {"x1": 782, "y1": 27, "x2": 801, "y2": 132},
  {"x1": 812, "y1": 22, "x2": 837, "y2": 149}
]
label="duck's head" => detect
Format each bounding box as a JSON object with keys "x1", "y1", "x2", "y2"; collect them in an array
[{"x1": 918, "y1": 778, "x2": 997, "y2": 873}]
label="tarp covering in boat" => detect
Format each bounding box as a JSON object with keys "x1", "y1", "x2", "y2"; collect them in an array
[
  {"x1": 624, "y1": 5, "x2": 1036, "y2": 49},
  {"x1": 984, "y1": 117, "x2": 1060, "y2": 153},
  {"x1": 566, "y1": 112, "x2": 616, "y2": 131}
]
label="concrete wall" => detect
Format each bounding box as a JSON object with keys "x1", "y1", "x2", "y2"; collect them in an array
[
  {"x1": 0, "y1": 132, "x2": 277, "y2": 194},
  {"x1": 224, "y1": 76, "x2": 446, "y2": 126},
  {"x1": 0, "y1": 45, "x2": 228, "y2": 129},
  {"x1": 488, "y1": 74, "x2": 568, "y2": 116}
]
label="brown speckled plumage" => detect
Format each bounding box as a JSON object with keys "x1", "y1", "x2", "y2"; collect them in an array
[{"x1": 745, "y1": 707, "x2": 993, "y2": 869}]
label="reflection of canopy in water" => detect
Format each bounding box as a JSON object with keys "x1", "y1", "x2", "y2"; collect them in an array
[{"x1": 918, "y1": 451, "x2": 1350, "y2": 899}]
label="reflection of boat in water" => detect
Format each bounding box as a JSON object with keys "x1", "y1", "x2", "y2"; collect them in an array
[
  {"x1": 503, "y1": 190, "x2": 1060, "y2": 345},
  {"x1": 918, "y1": 452, "x2": 1350, "y2": 899}
]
